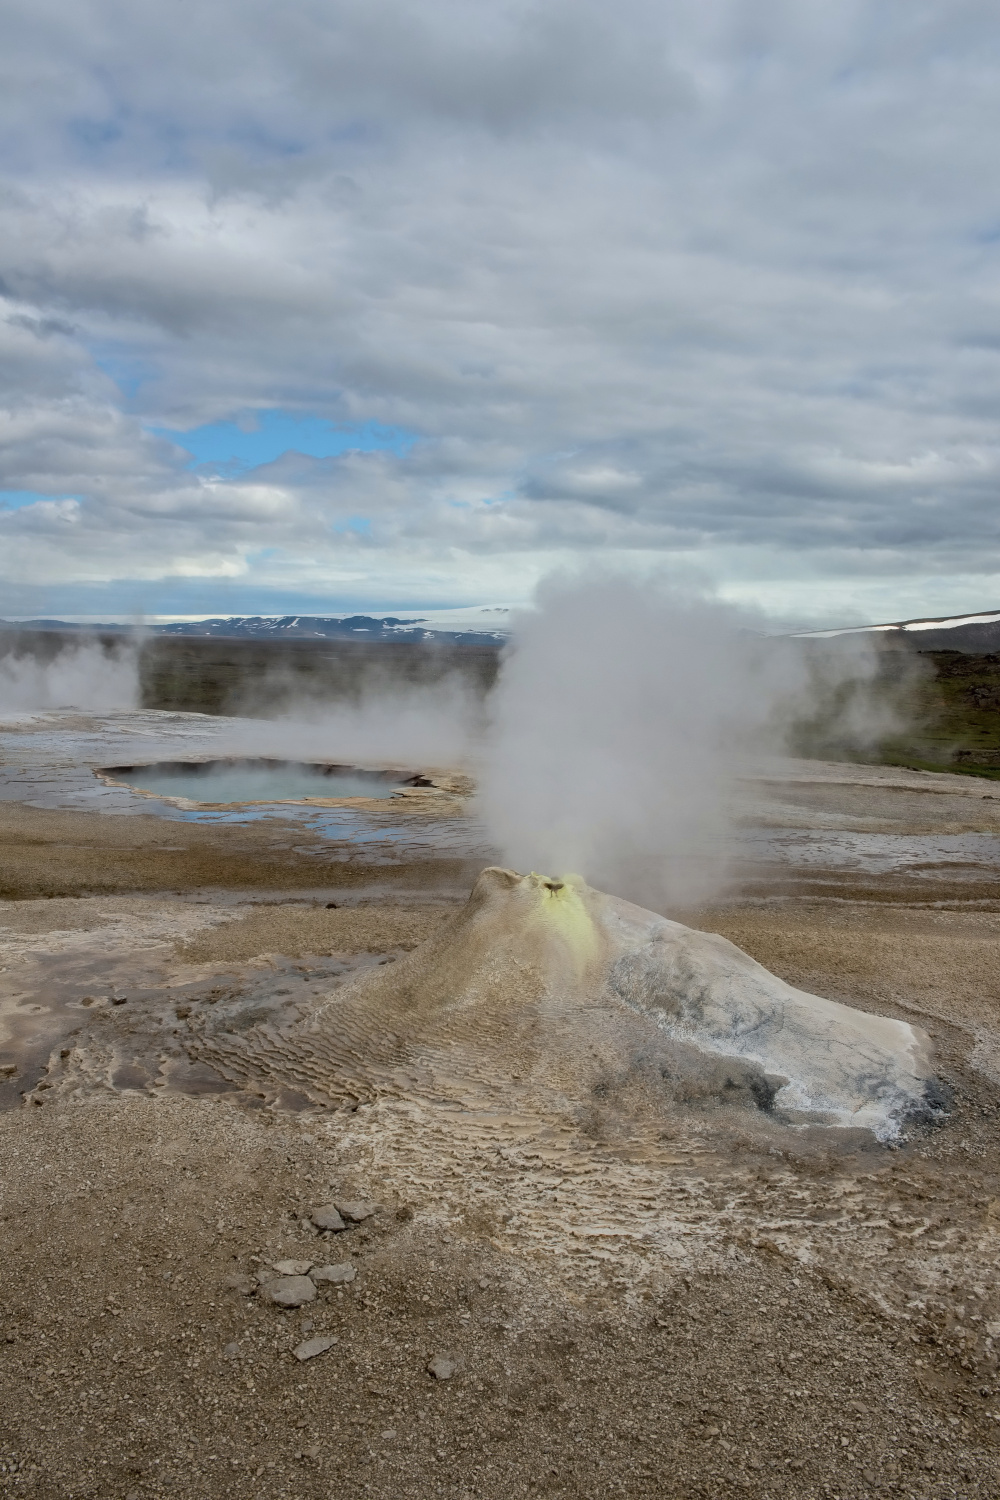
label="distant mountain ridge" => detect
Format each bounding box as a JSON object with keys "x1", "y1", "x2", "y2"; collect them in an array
[
  {"x1": 0, "y1": 613, "x2": 510, "y2": 646},
  {"x1": 152, "y1": 614, "x2": 509, "y2": 644},
  {"x1": 6, "y1": 606, "x2": 1000, "y2": 652},
  {"x1": 795, "y1": 609, "x2": 1000, "y2": 654}
]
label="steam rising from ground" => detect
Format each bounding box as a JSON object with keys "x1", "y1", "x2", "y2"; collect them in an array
[
  {"x1": 0, "y1": 587, "x2": 921, "y2": 913},
  {"x1": 0, "y1": 634, "x2": 480, "y2": 767},
  {"x1": 477, "y1": 574, "x2": 915, "y2": 911},
  {"x1": 215, "y1": 677, "x2": 482, "y2": 771},
  {"x1": 0, "y1": 640, "x2": 139, "y2": 713}
]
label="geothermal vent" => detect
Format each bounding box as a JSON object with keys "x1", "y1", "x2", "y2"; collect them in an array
[{"x1": 195, "y1": 868, "x2": 944, "y2": 1142}]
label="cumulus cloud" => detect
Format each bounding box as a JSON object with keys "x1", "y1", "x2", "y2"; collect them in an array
[{"x1": 1, "y1": 0, "x2": 1000, "y2": 619}]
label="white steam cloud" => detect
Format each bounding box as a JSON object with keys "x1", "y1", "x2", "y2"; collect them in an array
[
  {"x1": 477, "y1": 573, "x2": 906, "y2": 911},
  {"x1": 0, "y1": 587, "x2": 916, "y2": 917},
  {"x1": 215, "y1": 676, "x2": 483, "y2": 772},
  {"x1": 0, "y1": 640, "x2": 140, "y2": 713}
]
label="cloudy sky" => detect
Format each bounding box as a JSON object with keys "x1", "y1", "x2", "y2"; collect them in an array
[{"x1": 2, "y1": 0, "x2": 999, "y2": 624}]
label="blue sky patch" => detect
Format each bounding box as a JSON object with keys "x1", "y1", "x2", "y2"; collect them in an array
[
  {"x1": 0, "y1": 491, "x2": 78, "y2": 511},
  {"x1": 150, "y1": 410, "x2": 418, "y2": 474},
  {"x1": 93, "y1": 353, "x2": 152, "y2": 401}
]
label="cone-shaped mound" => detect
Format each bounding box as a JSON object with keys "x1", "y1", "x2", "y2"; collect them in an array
[{"x1": 198, "y1": 868, "x2": 943, "y2": 1141}]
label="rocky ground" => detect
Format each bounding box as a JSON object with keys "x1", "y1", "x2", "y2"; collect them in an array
[{"x1": 2, "y1": 756, "x2": 1000, "y2": 1499}]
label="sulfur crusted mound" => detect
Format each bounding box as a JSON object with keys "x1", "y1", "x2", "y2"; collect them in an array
[{"x1": 197, "y1": 867, "x2": 944, "y2": 1141}]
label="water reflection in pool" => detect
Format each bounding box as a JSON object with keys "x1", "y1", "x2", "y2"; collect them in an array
[{"x1": 100, "y1": 757, "x2": 427, "y2": 805}]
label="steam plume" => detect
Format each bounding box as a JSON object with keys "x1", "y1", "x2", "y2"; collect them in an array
[
  {"x1": 477, "y1": 572, "x2": 911, "y2": 911},
  {"x1": 0, "y1": 639, "x2": 139, "y2": 713},
  {"x1": 217, "y1": 676, "x2": 483, "y2": 771}
]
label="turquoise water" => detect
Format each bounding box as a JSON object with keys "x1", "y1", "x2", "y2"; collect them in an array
[{"x1": 106, "y1": 759, "x2": 404, "y2": 804}]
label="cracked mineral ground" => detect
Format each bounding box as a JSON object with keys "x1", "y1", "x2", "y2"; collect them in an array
[{"x1": 3, "y1": 713, "x2": 1000, "y2": 1499}]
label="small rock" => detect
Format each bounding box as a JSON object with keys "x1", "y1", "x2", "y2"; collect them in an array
[
  {"x1": 110, "y1": 995, "x2": 128, "y2": 1006},
  {"x1": 381, "y1": 1429, "x2": 397, "y2": 1440},
  {"x1": 336, "y1": 1200, "x2": 377, "y2": 1224},
  {"x1": 224, "y1": 1274, "x2": 256, "y2": 1295},
  {"x1": 255, "y1": 1267, "x2": 277, "y2": 1285},
  {"x1": 223, "y1": 1341, "x2": 239, "y2": 1359},
  {"x1": 427, "y1": 1353, "x2": 463, "y2": 1380},
  {"x1": 272, "y1": 1259, "x2": 314, "y2": 1276},
  {"x1": 294, "y1": 1335, "x2": 337, "y2": 1362},
  {"x1": 264, "y1": 1276, "x2": 317, "y2": 1309},
  {"x1": 310, "y1": 1262, "x2": 356, "y2": 1285},
  {"x1": 310, "y1": 1205, "x2": 346, "y2": 1232}
]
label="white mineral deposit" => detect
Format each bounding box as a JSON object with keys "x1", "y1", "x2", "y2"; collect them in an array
[{"x1": 196, "y1": 866, "x2": 944, "y2": 1142}]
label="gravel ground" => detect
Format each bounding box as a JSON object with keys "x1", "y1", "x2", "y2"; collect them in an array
[
  {"x1": 3, "y1": 759, "x2": 1000, "y2": 1499},
  {"x1": 3, "y1": 1096, "x2": 1000, "y2": 1500}
]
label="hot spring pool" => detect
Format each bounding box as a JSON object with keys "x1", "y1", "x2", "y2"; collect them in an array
[{"x1": 99, "y1": 758, "x2": 429, "y2": 805}]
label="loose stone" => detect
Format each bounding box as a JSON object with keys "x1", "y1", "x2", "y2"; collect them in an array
[
  {"x1": 272, "y1": 1260, "x2": 314, "y2": 1276},
  {"x1": 311, "y1": 1262, "x2": 356, "y2": 1284},
  {"x1": 264, "y1": 1276, "x2": 317, "y2": 1308},
  {"x1": 427, "y1": 1353, "x2": 463, "y2": 1380},
  {"x1": 336, "y1": 1201, "x2": 377, "y2": 1224},
  {"x1": 294, "y1": 1335, "x2": 337, "y2": 1362},
  {"x1": 310, "y1": 1205, "x2": 346, "y2": 1232},
  {"x1": 224, "y1": 1274, "x2": 256, "y2": 1295}
]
